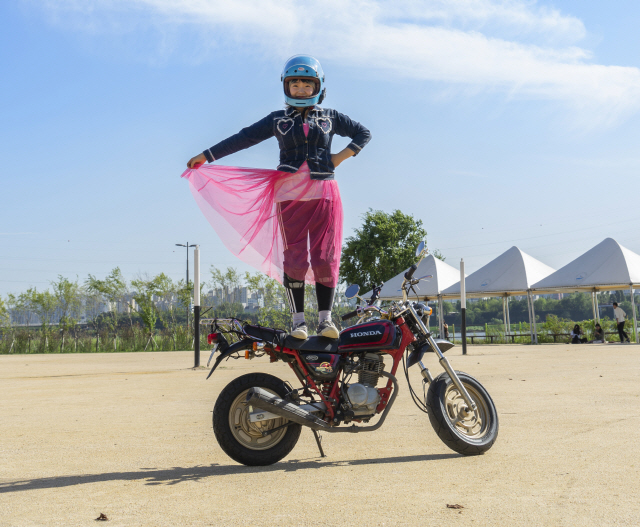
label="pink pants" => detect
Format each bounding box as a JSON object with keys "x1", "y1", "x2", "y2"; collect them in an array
[{"x1": 277, "y1": 198, "x2": 340, "y2": 285}]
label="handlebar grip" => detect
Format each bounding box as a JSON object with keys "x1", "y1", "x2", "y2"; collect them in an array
[
  {"x1": 404, "y1": 264, "x2": 418, "y2": 280},
  {"x1": 341, "y1": 310, "x2": 359, "y2": 321}
]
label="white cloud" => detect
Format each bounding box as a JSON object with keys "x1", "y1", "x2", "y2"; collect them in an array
[{"x1": 38, "y1": 0, "x2": 640, "y2": 125}]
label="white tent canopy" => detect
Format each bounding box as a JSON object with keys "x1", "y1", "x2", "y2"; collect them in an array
[
  {"x1": 530, "y1": 238, "x2": 640, "y2": 343},
  {"x1": 440, "y1": 246, "x2": 555, "y2": 343},
  {"x1": 530, "y1": 238, "x2": 640, "y2": 292},
  {"x1": 362, "y1": 254, "x2": 460, "y2": 301},
  {"x1": 441, "y1": 246, "x2": 555, "y2": 298}
]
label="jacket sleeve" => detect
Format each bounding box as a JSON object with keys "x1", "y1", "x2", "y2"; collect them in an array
[
  {"x1": 203, "y1": 113, "x2": 275, "y2": 162},
  {"x1": 332, "y1": 111, "x2": 371, "y2": 156}
]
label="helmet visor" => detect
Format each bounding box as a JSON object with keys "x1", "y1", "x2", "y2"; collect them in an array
[{"x1": 284, "y1": 77, "x2": 321, "y2": 100}]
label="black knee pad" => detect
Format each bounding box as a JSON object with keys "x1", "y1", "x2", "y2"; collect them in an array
[
  {"x1": 284, "y1": 274, "x2": 305, "y2": 314},
  {"x1": 284, "y1": 273, "x2": 305, "y2": 289}
]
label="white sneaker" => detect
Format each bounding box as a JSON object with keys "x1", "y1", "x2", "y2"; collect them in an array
[
  {"x1": 291, "y1": 323, "x2": 308, "y2": 340},
  {"x1": 317, "y1": 320, "x2": 339, "y2": 339}
]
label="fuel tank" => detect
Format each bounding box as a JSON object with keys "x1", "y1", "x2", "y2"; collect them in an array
[{"x1": 338, "y1": 320, "x2": 400, "y2": 352}]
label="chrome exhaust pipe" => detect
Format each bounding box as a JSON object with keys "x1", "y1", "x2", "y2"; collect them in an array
[
  {"x1": 246, "y1": 371, "x2": 399, "y2": 434},
  {"x1": 246, "y1": 387, "x2": 330, "y2": 431}
]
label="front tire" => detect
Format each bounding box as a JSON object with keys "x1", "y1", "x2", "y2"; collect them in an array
[
  {"x1": 213, "y1": 373, "x2": 302, "y2": 466},
  {"x1": 426, "y1": 371, "x2": 498, "y2": 455}
]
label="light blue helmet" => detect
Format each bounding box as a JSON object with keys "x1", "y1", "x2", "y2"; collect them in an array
[{"x1": 281, "y1": 55, "x2": 326, "y2": 107}]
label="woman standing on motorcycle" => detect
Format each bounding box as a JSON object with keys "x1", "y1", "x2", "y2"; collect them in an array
[{"x1": 184, "y1": 55, "x2": 371, "y2": 340}]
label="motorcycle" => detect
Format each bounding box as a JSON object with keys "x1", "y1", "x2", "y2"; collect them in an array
[{"x1": 204, "y1": 242, "x2": 498, "y2": 466}]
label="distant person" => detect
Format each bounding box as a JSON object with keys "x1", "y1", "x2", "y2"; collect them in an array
[
  {"x1": 443, "y1": 322, "x2": 450, "y2": 340},
  {"x1": 570, "y1": 324, "x2": 587, "y2": 344},
  {"x1": 590, "y1": 323, "x2": 606, "y2": 344},
  {"x1": 612, "y1": 302, "x2": 630, "y2": 343}
]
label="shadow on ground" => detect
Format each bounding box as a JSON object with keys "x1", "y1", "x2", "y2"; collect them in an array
[{"x1": 1, "y1": 453, "x2": 460, "y2": 493}]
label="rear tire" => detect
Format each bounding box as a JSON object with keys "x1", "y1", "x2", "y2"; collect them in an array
[
  {"x1": 213, "y1": 373, "x2": 302, "y2": 466},
  {"x1": 426, "y1": 371, "x2": 498, "y2": 455}
]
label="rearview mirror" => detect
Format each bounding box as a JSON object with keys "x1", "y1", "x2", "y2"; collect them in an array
[
  {"x1": 415, "y1": 241, "x2": 426, "y2": 257},
  {"x1": 344, "y1": 284, "x2": 360, "y2": 299}
]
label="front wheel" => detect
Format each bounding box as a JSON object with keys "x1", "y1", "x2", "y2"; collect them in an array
[
  {"x1": 426, "y1": 371, "x2": 498, "y2": 455},
  {"x1": 213, "y1": 373, "x2": 302, "y2": 466}
]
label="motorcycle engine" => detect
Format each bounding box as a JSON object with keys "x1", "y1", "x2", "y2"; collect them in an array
[{"x1": 346, "y1": 354, "x2": 384, "y2": 415}]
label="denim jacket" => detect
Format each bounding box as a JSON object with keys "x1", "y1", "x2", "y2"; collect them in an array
[{"x1": 203, "y1": 106, "x2": 371, "y2": 180}]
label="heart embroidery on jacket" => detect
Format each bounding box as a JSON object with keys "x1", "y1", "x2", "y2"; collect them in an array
[
  {"x1": 316, "y1": 117, "x2": 332, "y2": 134},
  {"x1": 276, "y1": 118, "x2": 294, "y2": 136}
]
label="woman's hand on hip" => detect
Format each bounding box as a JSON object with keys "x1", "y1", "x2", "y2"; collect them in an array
[
  {"x1": 331, "y1": 147, "x2": 355, "y2": 169},
  {"x1": 187, "y1": 153, "x2": 207, "y2": 169}
]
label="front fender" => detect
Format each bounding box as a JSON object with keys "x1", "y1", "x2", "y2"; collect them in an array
[
  {"x1": 407, "y1": 338, "x2": 455, "y2": 368},
  {"x1": 206, "y1": 339, "x2": 254, "y2": 379}
]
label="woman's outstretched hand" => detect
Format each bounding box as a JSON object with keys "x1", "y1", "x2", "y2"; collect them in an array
[{"x1": 187, "y1": 153, "x2": 207, "y2": 169}]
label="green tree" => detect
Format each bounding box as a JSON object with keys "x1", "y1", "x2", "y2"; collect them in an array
[
  {"x1": 175, "y1": 278, "x2": 194, "y2": 328},
  {"x1": 86, "y1": 267, "x2": 127, "y2": 330},
  {"x1": 153, "y1": 273, "x2": 184, "y2": 350},
  {"x1": 16, "y1": 289, "x2": 36, "y2": 327},
  {"x1": 14, "y1": 289, "x2": 36, "y2": 351},
  {"x1": 244, "y1": 272, "x2": 265, "y2": 301},
  {"x1": 258, "y1": 277, "x2": 290, "y2": 329},
  {"x1": 86, "y1": 267, "x2": 132, "y2": 351},
  {"x1": 31, "y1": 289, "x2": 58, "y2": 352},
  {"x1": 51, "y1": 276, "x2": 82, "y2": 352},
  {"x1": 0, "y1": 297, "x2": 11, "y2": 353},
  {"x1": 210, "y1": 266, "x2": 241, "y2": 303},
  {"x1": 131, "y1": 275, "x2": 161, "y2": 351},
  {"x1": 340, "y1": 209, "x2": 429, "y2": 291},
  {"x1": 0, "y1": 297, "x2": 8, "y2": 325}
]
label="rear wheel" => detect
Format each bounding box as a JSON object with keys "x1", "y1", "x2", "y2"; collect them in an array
[
  {"x1": 426, "y1": 371, "x2": 498, "y2": 455},
  {"x1": 213, "y1": 373, "x2": 301, "y2": 466}
]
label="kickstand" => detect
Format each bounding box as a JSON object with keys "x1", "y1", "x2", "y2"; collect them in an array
[{"x1": 312, "y1": 430, "x2": 326, "y2": 458}]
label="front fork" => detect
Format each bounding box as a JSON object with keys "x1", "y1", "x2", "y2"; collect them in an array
[{"x1": 407, "y1": 305, "x2": 477, "y2": 412}]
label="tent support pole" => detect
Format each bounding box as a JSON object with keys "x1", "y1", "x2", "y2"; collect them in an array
[
  {"x1": 527, "y1": 290, "x2": 537, "y2": 344},
  {"x1": 526, "y1": 291, "x2": 533, "y2": 343},
  {"x1": 460, "y1": 259, "x2": 467, "y2": 355},
  {"x1": 438, "y1": 295, "x2": 444, "y2": 338},
  {"x1": 502, "y1": 296, "x2": 507, "y2": 343},
  {"x1": 531, "y1": 293, "x2": 538, "y2": 344},
  {"x1": 631, "y1": 286, "x2": 638, "y2": 344},
  {"x1": 594, "y1": 291, "x2": 600, "y2": 321},
  {"x1": 506, "y1": 296, "x2": 511, "y2": 334},
  {"x1": 591, "y1": 291, "x2": 596, "y2": 321}
]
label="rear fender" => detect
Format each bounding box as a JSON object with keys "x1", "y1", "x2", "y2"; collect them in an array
[
  {"x1": 206, "y1": 339, "x2": 254, "y2": 379},
  {"x1": 407, "y1": 339, "x2": 455, "y2": 368}
]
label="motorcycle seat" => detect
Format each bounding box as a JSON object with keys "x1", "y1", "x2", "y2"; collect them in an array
[
  {"x1": 244, "y1": 324, "x2": 286, "y2": 345},
  {"x1": 243, "y1": 324, "x2": 340, "y2": 353},
  {"x1": 283, "y1": 335, "x2": 340, "y2": 353}
]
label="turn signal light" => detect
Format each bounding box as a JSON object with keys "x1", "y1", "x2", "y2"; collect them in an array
[{"x1": 207, "y1": 333, "x2": 219, "y2": 345}]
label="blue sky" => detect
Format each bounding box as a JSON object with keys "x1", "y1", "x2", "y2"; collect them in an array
[{"x1": 2, "y1": 0, "x2": 640, "y2": 296}]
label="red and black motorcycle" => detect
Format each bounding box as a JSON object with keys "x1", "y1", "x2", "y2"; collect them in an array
[{"x1": 204, "y1": 243, "x2": 498, "y2": 466}]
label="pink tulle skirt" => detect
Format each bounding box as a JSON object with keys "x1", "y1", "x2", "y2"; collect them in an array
[{"x1": 181, "y1": 162, "x2": 343, "y2": 288}]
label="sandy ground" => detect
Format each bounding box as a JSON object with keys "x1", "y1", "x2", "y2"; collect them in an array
[{"x1": 1, "y1": 343, "x2": 639, "y2": 527}]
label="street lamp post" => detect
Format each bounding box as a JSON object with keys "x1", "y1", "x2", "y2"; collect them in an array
[{"x1": 176, "y1": 242, "x2": 197, "y2": 328}]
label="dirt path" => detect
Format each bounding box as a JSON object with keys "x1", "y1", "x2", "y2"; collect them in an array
[{"x1": 1, "y1": 344, "x2": 639, "y2": 526}]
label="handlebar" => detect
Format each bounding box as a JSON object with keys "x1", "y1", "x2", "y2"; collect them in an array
[
  {"x1": 342, "y1": 304, "x2": 389, "y2": 322},
  {"x1": 341, "y1": 310, "x2": 359, "y2": 321},
  {"x1": 404, "y1": 264, "x2": 418, "y2": 280}
]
